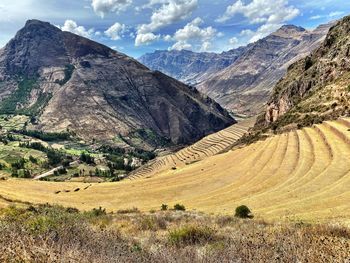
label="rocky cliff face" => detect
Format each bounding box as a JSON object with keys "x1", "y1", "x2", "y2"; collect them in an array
[
  {"x1": 0, "y1": 20, "x2": 235, "y2": 148},
  {"x1": 197, "y1": 24, "x2": 332, "y2": 116},
  {"x1": 139, "y1": 48, "x2": 246, "y2": 85},
  {"x1": 263, "y1": 16, "x2": 350, "y2": 129}
]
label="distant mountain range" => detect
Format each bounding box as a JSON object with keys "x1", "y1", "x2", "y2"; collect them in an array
[
  {"x1": 0, "y1": 20, "x2": 234, "y2": 149},
  {"x1": 139, "y1": 23, "x2": 333, "y2": 116}
]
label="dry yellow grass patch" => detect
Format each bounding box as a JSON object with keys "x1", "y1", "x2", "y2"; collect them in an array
[{"x1": 0, "y1": 118, "x2": 349, "y2": 223}]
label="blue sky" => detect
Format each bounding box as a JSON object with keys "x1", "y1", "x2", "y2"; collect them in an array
[{"x1": 0, "y1": 0, "x2": 349, "y2": 58}]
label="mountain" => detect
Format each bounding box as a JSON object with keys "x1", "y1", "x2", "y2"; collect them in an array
[
  {"x1": 262, "y1": 16, "x2": 350, "y2": 130},
  {"x1": 139, "y1": 48, "x2": 246, "y2": 85},
  {"x1": 197, "y1": 24, "x2": 332, "y2": 116},
  {"x1": 0, "y1": 20, "x2": 235, "y2": 149},
  {"x1": 140, "y1": 24, "x2": 331, "y2": 116}
]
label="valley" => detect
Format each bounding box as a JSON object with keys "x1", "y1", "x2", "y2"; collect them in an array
[{"x1": 0, "y1": 6, "x2": 349, "y2": 262}]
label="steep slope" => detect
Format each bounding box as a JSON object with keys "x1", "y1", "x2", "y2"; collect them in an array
[
  {"x1": 129, "y1": 118, "x2": 255, "y2": 179},
  {"x1": 139, "y1": 48, "x2": 246, "y2": 85},
  {"x1": 0, "y1": 117, "x2": 349, "y2": 222},
  {"x1": 0, "y1": 20, "x2": 235, "y2": 148},
  {"x1": 263, "y1": 16, "x2": 350, "y2": 130},
  {"x1": 197, "y1": 24, "x2": 332, "y2": 116}
]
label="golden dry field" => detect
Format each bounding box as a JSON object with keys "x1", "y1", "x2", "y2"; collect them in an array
[{"x1": 0, "y1": 117, "x2": 350, "y2": 223}]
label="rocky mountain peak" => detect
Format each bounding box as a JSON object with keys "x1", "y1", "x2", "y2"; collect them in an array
[{"x1": 271, "y1": 25, "x2": 306, "y2": 38}]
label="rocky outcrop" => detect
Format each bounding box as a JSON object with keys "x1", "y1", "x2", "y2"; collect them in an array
[
  {"x1": 0, "y1": 20, "x2": 235, "y2": 149},
  {"x1": 263, "y1": 16, "x2": 350, "y2": 128}
]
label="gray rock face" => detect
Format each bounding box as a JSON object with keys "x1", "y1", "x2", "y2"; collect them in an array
[
  {"x1": 139, "y1": 48, "x2": 246, "y2": 85},
  {"x1": 0, "y1": 20, "x2": 235, "y2": 148}
]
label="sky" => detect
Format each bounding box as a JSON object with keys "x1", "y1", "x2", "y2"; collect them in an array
[{"x1": 0, "y1": 0, "x2": 349, "y2": 58}]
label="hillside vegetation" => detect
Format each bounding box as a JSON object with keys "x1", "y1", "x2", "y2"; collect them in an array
[
  {"x1": 0, "y1": 118, "x2": 349, "y2": 223},
  {"x1": 0, "y1": 204, "x2": 349, "y2": 263}
]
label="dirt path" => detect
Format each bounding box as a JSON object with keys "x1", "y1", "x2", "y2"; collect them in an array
[{"x1": 33, "y1": 166, "x2": 63, "y2": 180}]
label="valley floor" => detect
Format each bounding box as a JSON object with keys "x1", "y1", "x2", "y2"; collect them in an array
[{"x1": 0, "y1": 117, "x2": 350, "y2": 223}]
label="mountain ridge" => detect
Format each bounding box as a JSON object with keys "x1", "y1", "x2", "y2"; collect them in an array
[
  {"x1": 139, "y1": 23, "x2": 333, "y2": 116},
  {"x1": 0, "y1": 19, "x2": 235, "y2": 149}
]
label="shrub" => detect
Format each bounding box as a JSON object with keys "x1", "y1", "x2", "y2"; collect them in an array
[
  {"x1": 90, "y1": 207, "x2": 107, "y2": 217},
  {"x1": 161, "y1": 204, "x2": 168, "y2": 211},
  {"x1": 29, "y1": 155, "x2": 37, "y2": 164},
  {"x1": 11, "y1": 158, "x2": 26, "y2": 170},
  {"x1": 234, "y1": 205, "x2": 253, "y2": 219},
  {"x1": 168, "y1": 225, "x2": 215, "y2": 246},
  {"x1": 18, "y1": 130, "x2": 70, "y2": 141},
  {"x1": 80, "y1": 152, "x2": 95, "y2": 165},
  {"x1": 173, "y1": 204, "x2": 186, "y2": 211}
]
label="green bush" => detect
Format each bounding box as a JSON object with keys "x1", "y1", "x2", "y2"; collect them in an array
[
  {"x1": 161, "y1": 204, "x2": 168, "y2": 211},
  {"x1": 80, "y1": 152, "x2": 95, "y2": 165},
  {"x1": 90, "y1": 207, "x2": 107, "y2": 217},
  {"x1": 29, "y1": 155, "x2": 37, "y2": 164},
  {"x1": 173, "y1": 204, "x2": 185, "y2": 211},
  {"x1": 19, "y1": 130, "x2": 70, "y2": 141},
  {"x1": 168, "y1": 225, "x2": 215, "y2": 246},
  {"x1": 234, "y1": 205, "x2": 253, "y2": 219}
]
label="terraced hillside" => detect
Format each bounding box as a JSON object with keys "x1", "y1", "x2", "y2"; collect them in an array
[
  {"x1": 128, "y1": 118, "x2": 254, "y2": 180},
  {"x1": 0, "y1": 118, "x2": 349, "y2": 222}
]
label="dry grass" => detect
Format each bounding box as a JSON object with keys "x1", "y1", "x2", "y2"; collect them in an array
[
  {"x1": 0, "y1": 205, "x2": 349, "y2": 263},
  {"x1": 0, "y1": 118, "x2": 349, "y2": 223}
]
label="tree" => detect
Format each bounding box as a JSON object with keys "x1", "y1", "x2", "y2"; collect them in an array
[
  {"x1": 173, "y1": 204, "x2": 186, "y2": 211},
  {"x1": 234, "y1": 205, "x2": 253, "y2": 219}
]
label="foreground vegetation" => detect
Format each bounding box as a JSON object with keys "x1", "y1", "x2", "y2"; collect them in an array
[{"x1": 0, "y1": 204, "x2": 349, "y2": 262}]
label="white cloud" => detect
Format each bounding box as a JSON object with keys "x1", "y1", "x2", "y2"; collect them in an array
[
  {"x1": 217, "y1": 0, "x2": 299, "y2": 24},
  {"x1": 59, "y1": 20, "x2": 94, "y2": 38},
  {"x1": 105, "y1": 22, "x2": 126, "y2": 40},
  {"x1": 135, "y1": 0, "x2": 198, "y2": 46},
  {"x1": 169, "y1": 41, "x2": 192, "y2": 51},
  {"x1": 229, "y1": 37, "x2": 238, "y2": 45},
  {"x1": 310, "y1": 15, "x2": 322, "y2": 20},
  {"x1": 163, "y1": 34, "x2": 172, "y2": 41},
  {"x1": 200, "y1": 41, "x2": 211, "y2": 51},
  {"x1": 248, "y1": 23, "x2": 282, "y2": 43},
  {"x1": 217, "y1": 0, "x2": 300, "y2": 44},
  {"x1": 168, "y1": 17, "x2": 219, "y2": 51},
  {"x1": 91, "y1": 0, "x2": 132, "y2": 18},
  {"x1": 309, "y1": 11, "x2": 345, "y2": 20},
  {"x1": 329, "y1": 11, "x2": 345, "y2": 17},
  {"x1": 135, "y1": 32, "x2": 160, "y2": 46}
]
